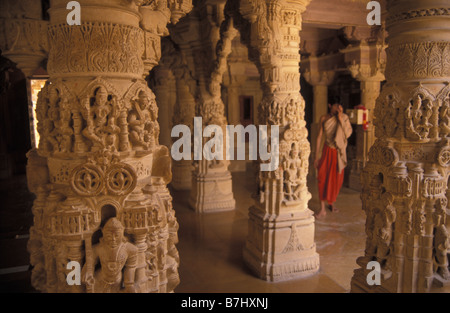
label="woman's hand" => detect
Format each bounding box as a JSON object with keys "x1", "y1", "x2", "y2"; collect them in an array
[
  {"x1": 314, "y1": 158, "x2": 320, "y2": 169},
  {"x1": 337, "y1": 105, "x2": 344, "y2": 121}
]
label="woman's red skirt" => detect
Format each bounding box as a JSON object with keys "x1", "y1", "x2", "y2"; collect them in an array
[{"x1": 317, "y1": 144, "x2": 344, "y2": 204}]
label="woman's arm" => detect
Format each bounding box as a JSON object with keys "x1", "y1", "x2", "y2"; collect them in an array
[
  {"x1": 337, "y1": 106, "x2": 353, "y2": 139},
  {"x1": 314, "y1": 115, "x2": 326, "y2": 168}
]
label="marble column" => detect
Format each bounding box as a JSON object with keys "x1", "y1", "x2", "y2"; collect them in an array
[
  {"x1": 233, "y1": 0, "x2": 319, "y2": 282},
  {"x1": 7, "y1": 0, "x2": 191, "y2": 293},
  {"x1": 351, "y1": 0, "x2": 450, "y2": 293},
  {"x1": 170, "y1": 0, "x2": 236, "y2": 213},
  {"x1": 349, "y1": 63, "x2": 385, "y2": 159}
]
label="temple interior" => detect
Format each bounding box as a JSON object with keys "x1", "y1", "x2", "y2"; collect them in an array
[{"x1": 0, "y1": 0, "x2": 449, "y2": 293}]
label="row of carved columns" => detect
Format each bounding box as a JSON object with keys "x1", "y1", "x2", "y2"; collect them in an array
[{"x1": 1, "y1": 0, "x2": 449, "y2": 293}]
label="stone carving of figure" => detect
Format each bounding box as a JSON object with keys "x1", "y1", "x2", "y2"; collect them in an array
[
  {"x1": 82, "y1": 218, "x2": 138, "y2": 293},
  {"x1": 82, "y1": 87, "x2": 121, "y2": 151},
  {"x1": 418, "y1": 97, "x2": 433, "y2": 138},
  {"x1": 440, "y1": 98, "x2": 450, "y2": 137},
  {"x1": 55, "y1": 98, "x2": 73, "y2": 153},
  {"x1": 128, "y1": 90, "x2": 159, "y2": 150},
  {"x1": 284, "y1": 98, "x2": 299, "y2": 125},
  {"x1": 375, "y1": 195, "x2": 396, "y2": 269},
  {"x1": 406, "y1": 95, "x2": 434, "y2": 140},
  {"x1": 40, "y1": 88, "x2": 61, "y2": 153},
  {"x1": 283, "y1": 143, "x2": 302, "y2": 201},
  {"x1": 434, "y1": 224, "x2": 450, "y2": 280}
]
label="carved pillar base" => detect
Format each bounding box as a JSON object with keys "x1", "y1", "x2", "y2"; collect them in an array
[
  {"x1": 171, "y1": 160, "x2": 192, "y2": 190},
  {"x1": 244, "y1": 202, "x2": 320, "y2": 282},
  {"x1": 189, "y1": 163, "x2": 235, "y2": 213}
]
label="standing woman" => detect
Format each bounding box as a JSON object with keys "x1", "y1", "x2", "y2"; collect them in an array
[{"x1": 314, "y1": 96, "x2": 353, "y2": 219}]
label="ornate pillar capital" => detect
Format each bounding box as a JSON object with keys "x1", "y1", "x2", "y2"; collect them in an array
[
  {"x1": 0, "y1": 0, "x2": 48, "y2": 77},
  {"x1": 303, "y1": 70, "x2": 336, "y2": 87},
  {"x1": 348, "y1": 63, "x2": 385, "y2": 83}
]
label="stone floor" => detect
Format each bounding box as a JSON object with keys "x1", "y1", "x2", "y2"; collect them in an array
[
  {"x1": 0, "y1": 171, "x2": 367, "y2": 293},
  {"x1": 174, "y1": 171, "x2": 366, "y2": 293}
]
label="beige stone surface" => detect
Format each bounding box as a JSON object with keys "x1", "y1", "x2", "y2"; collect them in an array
[
  {"x1": 351, "y1": 0, "x2": 450, "y2": 293},
  {"x1": 3, "y1": 0, "x2": 192, "y2": 293}
]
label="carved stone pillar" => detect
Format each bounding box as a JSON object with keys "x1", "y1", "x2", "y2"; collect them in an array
[
  {"x1": 171, "y1": 0, "x2": 236, "y2": 213},
  {"x1": 21, "y1": 0, "x2": 191, "y2": 293},
  {"x1": 348, "y1": 64, "x2": 384, "y2": 190},
  {"x1": 233, "y1": 0, "x2": 319, "y2": 282},
  {"x1": 351, "y1": 0, "x2": 450, "y2": 293}
]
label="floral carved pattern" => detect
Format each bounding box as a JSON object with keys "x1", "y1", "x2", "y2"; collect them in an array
[
  {"x1": 47, "y1": 23, "x2": 145, "y2": 76},
  {"x1": 387, "y1": 42, "x2": 450, "y2": 81}
]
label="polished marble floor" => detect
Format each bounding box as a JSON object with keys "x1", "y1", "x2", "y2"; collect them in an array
[
  {"x1": 0, "y1": 171, "x2": 367, "y2": 293},
  {"x1": 173, "y1": 171, "x2": 366, "y2": 293}
]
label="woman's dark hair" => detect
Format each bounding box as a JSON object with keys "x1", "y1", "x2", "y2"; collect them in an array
[
  {"x1": 328, "y1": 95, "x2": 341, "y2": 105},
  {"x1": 327, "y1": 95, "x2": 341, "y2": 112}
]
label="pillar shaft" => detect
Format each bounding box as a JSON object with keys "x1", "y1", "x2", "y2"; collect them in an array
[
  {"x1": 348, "y1": 62, "x2": 384, "y2": 191},
  {"x1": 313, "y1": 85, "x2": 329, "y2": 124},
  {"x1": 351, "y1": 0, "x2": 450, "y2": 293},
  {"x1": 171, "y1": 53, "x2": 196, "y2": 190}
]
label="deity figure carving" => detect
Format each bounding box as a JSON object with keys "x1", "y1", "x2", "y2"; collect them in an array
[
  {"x1": 55, "y1": 98, "x2": 73, "y2": 153},
  {"x1": 434, "y1": 224, "x2": 450, "y2": 280},
  {"x1": 128, "y1": 90, "x2": 159, "y2": 150},
  {"x1": 40, "y1": 87, "x2": 60, "y2": 153},
  {"x1": 283, "y1": 98, "x2": 300, "y2": 125},
  {"x1": 82, "y1": 218, "x2": 138, "y2": 293},
  {"x1": 405, "y1": 94, "x2": 434, "y2": 140},
  {"x1": 440, "y1": 97, "x2": 450, "y2": 137},
  {"x1": 375, "y1": 194, "x2": 396, "y2": 270},
  {"x1": 81, "y1": 87, "x2": 121, "y2": 151},
  {"x1": 283, "y1": 143, "x2": 301, "y2": 201}
]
